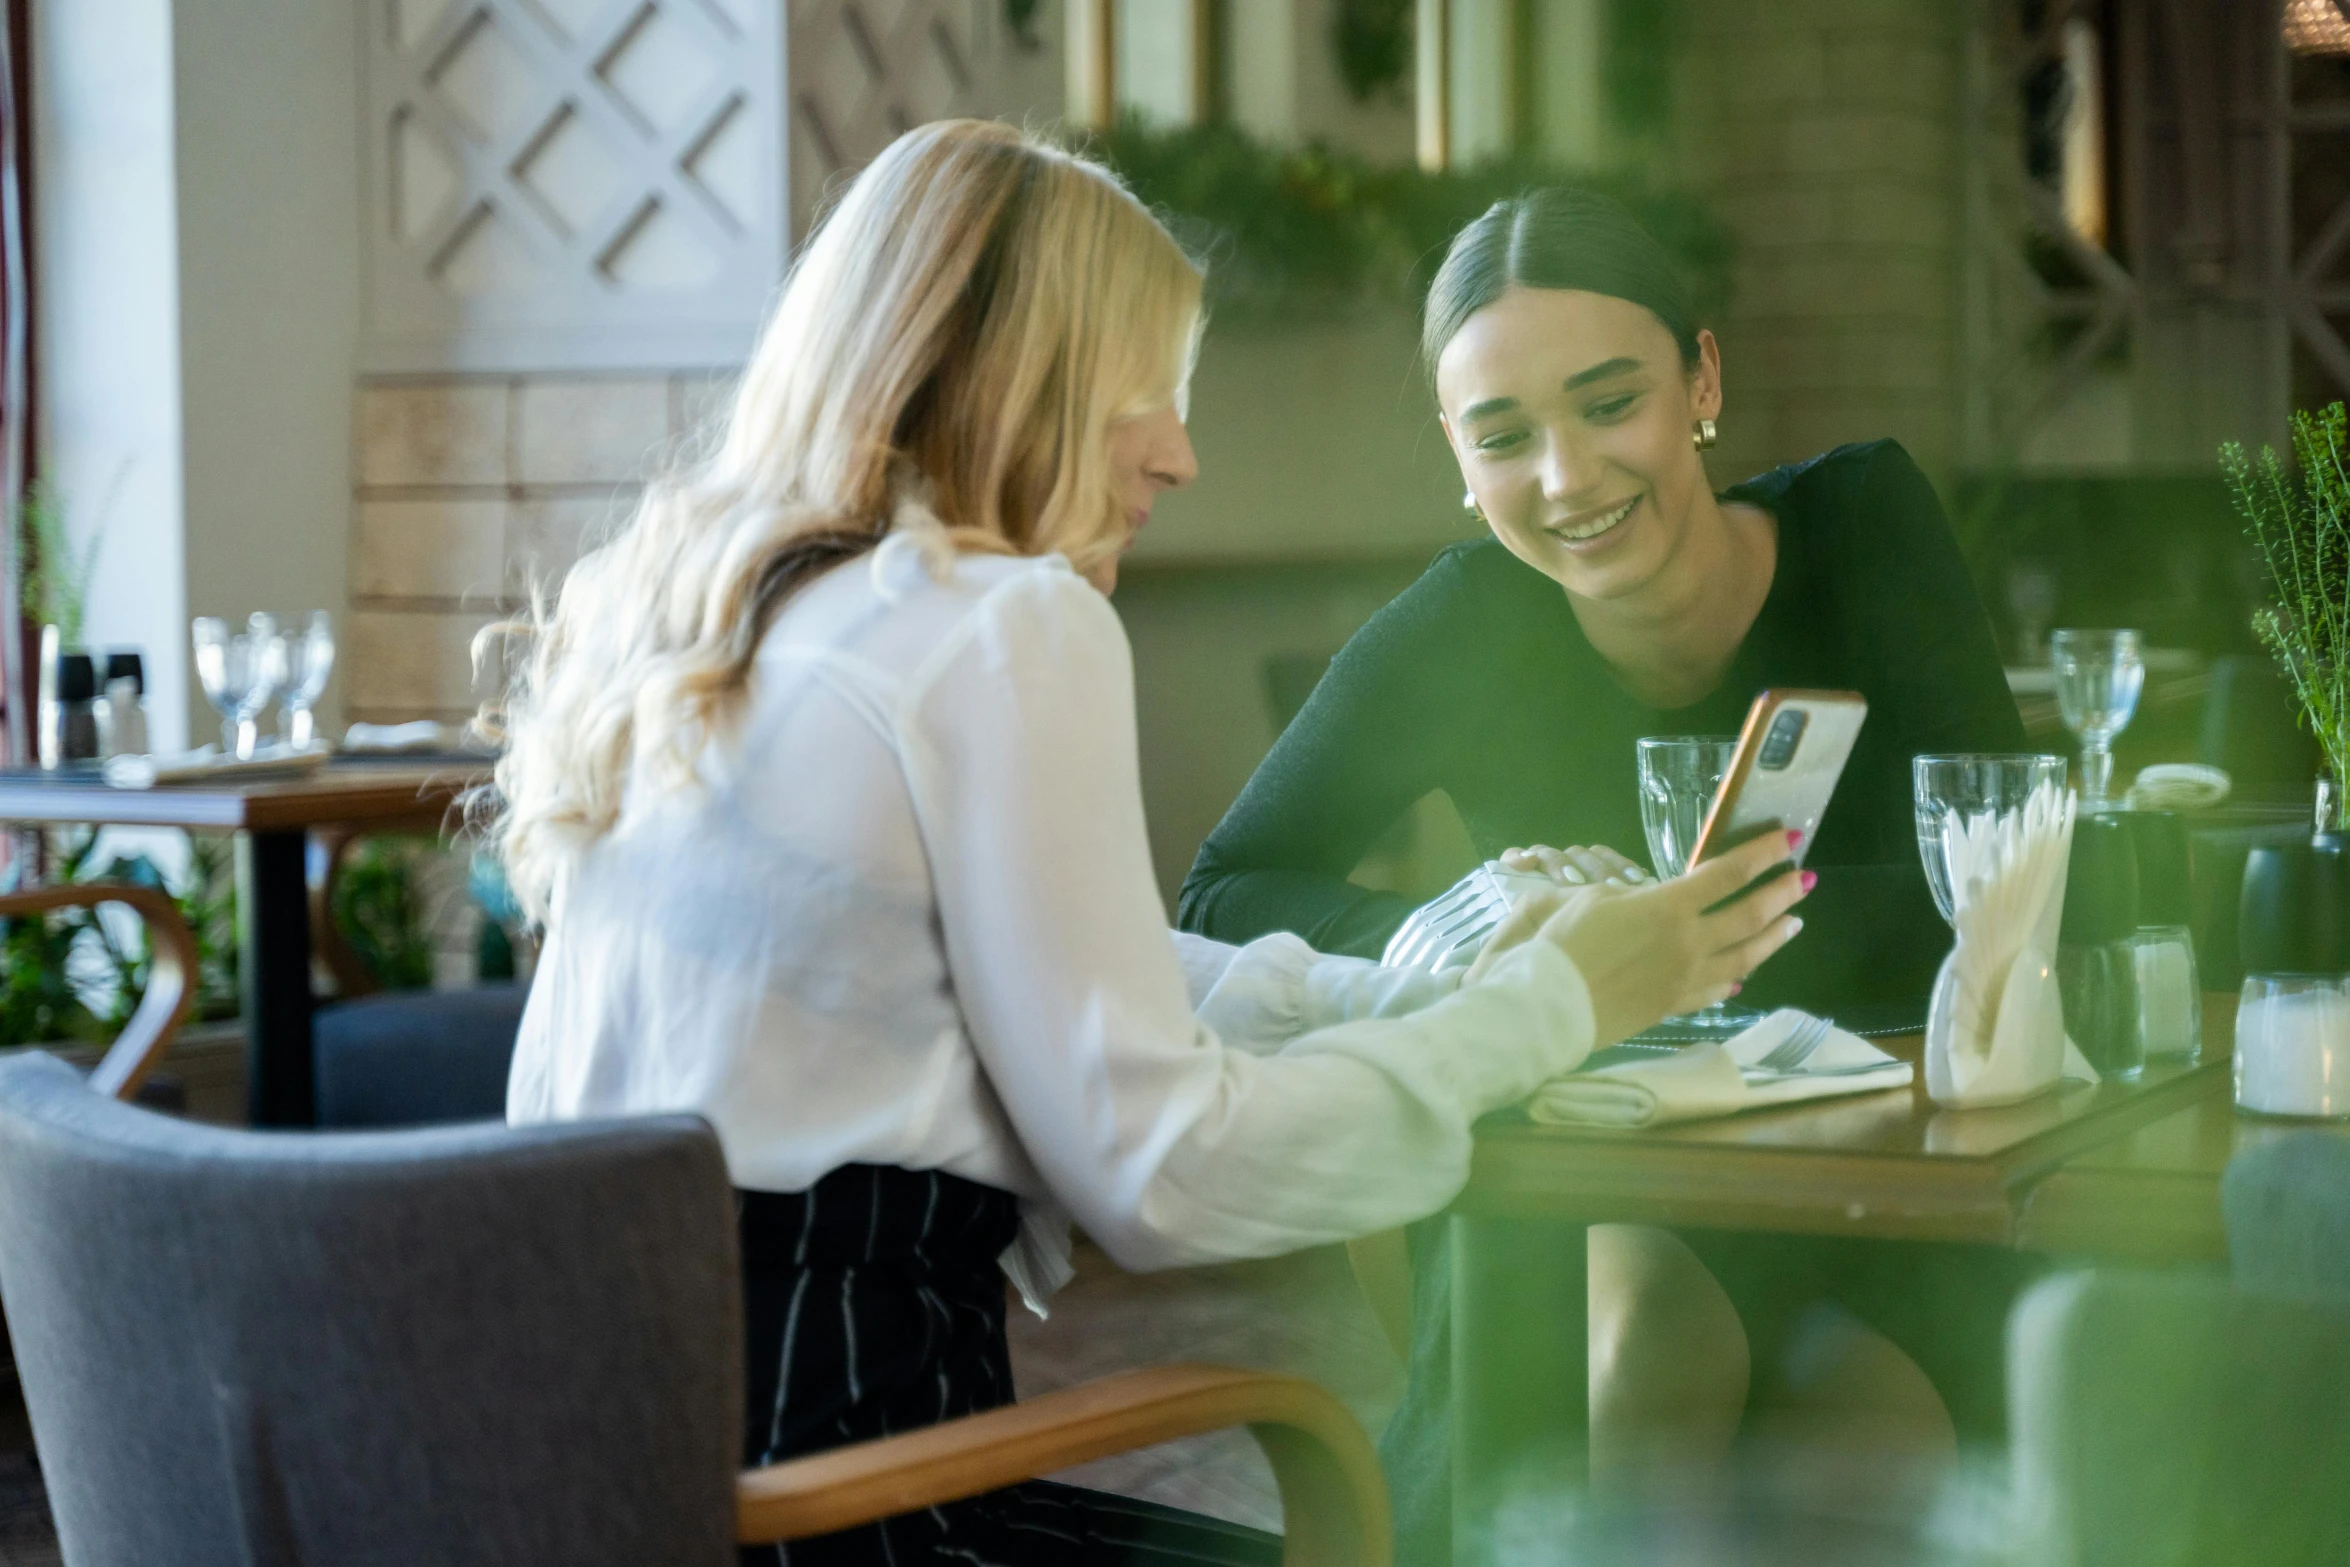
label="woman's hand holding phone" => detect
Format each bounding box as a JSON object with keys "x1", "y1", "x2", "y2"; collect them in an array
[{"x1": 1468, "y1": 830, "x2": 1810, "y2": 1047}]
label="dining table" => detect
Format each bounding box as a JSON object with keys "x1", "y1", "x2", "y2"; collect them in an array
[
  {"x1": 1446, "y1": 996, "x2": 2241, "y2": 1564},
  {"x1": 0, "y1": 756, "x2": 493, "y2": 1127}
]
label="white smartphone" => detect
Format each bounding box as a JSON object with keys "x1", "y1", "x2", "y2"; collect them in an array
[{"x1": 1690, "y1": 688, "x2": 1868, "y2": 868}]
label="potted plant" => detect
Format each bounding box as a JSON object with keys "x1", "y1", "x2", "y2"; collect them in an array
[{"x1": 2227, "y1": 401, "x2": 2350, "y2": 831}]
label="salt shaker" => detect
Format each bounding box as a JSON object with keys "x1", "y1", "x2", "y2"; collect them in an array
[
  {"x1": 2058, "y1": 811, "x2": 2144, "y2": 1079},
  {"x1": 2122, "y1": 810, "x2": 2200, "y2": 1062},
  {"x1": 94, "y1": 650, "x2": 149, "y2": 759}
]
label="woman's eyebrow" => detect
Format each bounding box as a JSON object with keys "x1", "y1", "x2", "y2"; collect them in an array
[
  {"x1": 1461, "y1": 395, "x2": 1520, "y2": 422},
  {"x1": 1563, "y1": 355, "x2": 1643, "y2": 391}
]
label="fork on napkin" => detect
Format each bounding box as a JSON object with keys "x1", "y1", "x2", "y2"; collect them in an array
[{"x1": 1528, "y1": 1008, "x2": 1913, "y2": 1130}]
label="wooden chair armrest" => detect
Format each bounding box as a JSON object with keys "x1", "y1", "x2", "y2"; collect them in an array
[
  {"x1": 0, "y1": 883, "x2": 198, "y2": 1100},
  {"x1": 735, "y1": 1363, "x2": 1389, "y2": 1566}
]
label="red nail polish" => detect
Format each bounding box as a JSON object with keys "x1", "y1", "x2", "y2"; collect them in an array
[
  {"x1": 1800, "y1": 870, "x2": 1818, "y2": 892},
  {"x1": 1729, "y1": 983, "x2": 1743, "y2": 996},
  {"x1": 1786, "y1": 829, "x2": 1804, "y2": 848}
]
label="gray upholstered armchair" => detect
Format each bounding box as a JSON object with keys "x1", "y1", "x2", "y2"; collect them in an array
[
  {"x1": 0, "y1": 1055, "x2": 1387, "y2": 1565},
  {"x1": 2007, "y1": 1133, "x2": 2350, "y2": 1567}
]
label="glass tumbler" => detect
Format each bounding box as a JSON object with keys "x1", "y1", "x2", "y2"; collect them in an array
[
  {"x1": 1636, "y1": 735, "x2": 1762, "y2": 1037},
  {"x1": 1912, "y1": 753, "x2": 2071, "y2": 923},
  {"x1": 2236, "y1": 975, "x2": 2350, "y2": 1119}
]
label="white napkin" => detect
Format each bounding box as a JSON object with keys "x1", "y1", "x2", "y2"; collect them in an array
[
  {"x1": 101, "y1": 744, "x2": 332, "y2": 789},
  {"x1": 1528, "y1": 1009, "x2": 1913, "y2": 1130},
  {"x1": 2126, "y1": 762, "x2": 2230, "y2": 813},
  {"x1": 342, "y1": 719, "x2": 458, "y2": 754},
  {"x1": 1924, "y1": 781, "x2": 2100, "y2": 1106}
]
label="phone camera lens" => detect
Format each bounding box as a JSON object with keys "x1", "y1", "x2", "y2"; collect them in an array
[{"x1": 1758, "y1": 709, "x2": 1808, "y2": 770}]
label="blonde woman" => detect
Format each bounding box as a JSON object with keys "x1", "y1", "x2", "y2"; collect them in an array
[{"x1": 492, "y1": 120, "x2": 1809, "y2": 1566}]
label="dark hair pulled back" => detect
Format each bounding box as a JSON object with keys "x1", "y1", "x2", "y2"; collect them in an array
[{"x1": 1422, "y1": 187, "x2": 1701, "y2": 377}]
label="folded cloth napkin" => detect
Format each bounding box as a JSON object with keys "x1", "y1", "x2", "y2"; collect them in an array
[
  {"x1": 342, "y1": 719, "x2": 459, "y2": 755},
  {"x1": 102, "y1": 744, "x2": 332, "y2": 789},
  {"x1": 1527, "y1": 1008, "x2": 1913, "y2": 1130}
]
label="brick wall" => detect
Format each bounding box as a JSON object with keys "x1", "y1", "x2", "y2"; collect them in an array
[
  {"x1": 1675, "y1": 0, "x2": 1962, "y2": 488},
  {"x1": 346, "y1": 372, "x2": 730, "y2": 721}
]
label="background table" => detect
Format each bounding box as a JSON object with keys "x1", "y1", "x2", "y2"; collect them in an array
[
  {"x1": 1448, "y1": 1004, "x2": 2235, "y2": 1563},
  {"x1": 0, "y1": 759, "x2": 490, "y2": 1125}
]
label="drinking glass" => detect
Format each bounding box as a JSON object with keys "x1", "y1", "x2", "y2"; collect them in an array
[
  {"x1": 1912, "y1": 753, "x2": 2070, "y2": 923},
  {"x1": 191, "y1": 614, "x2": 287, "y2": 759},
  {"x1": 1637, "y1": 735, "x2": 1762, "y2": 1036},
  {"x1": 2051, "y1": 628, "x2": 2145, "y2": 804},
  {"x1": 278, "y1": 611, "x2": 335, "y2": 749}
]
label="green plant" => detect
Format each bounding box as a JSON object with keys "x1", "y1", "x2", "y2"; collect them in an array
[
  {"x1": 331, "y1": 837, "x2": 436, "y2": 992},
  {"x1": 17, "y1": 482, "x2": 99, "y2": 643},
  {"x1": 0, "y1": 829, "x2": 239, "y2": 1046},
  {"x1": 1332, "y1": 0, "x2": 1413, "y2": 102},
  {"x1": 2226, "y1": 401, "x2": 2350, "y2": 783},
  {"x1": 1094, "y1": 116, "x2": 1733, "y2": 323}
]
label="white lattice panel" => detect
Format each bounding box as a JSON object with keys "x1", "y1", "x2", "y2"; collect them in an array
[
  {"x1": 788, "y1": 0, "x2": 1057, "y2": 238},
  {"x1": 363, "y1": 0, "x2": 787, "y2": 371}
]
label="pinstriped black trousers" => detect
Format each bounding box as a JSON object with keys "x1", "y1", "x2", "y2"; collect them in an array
[{"x1": 738, "y1": 1165, "x2": 1282, "y2": 1566}]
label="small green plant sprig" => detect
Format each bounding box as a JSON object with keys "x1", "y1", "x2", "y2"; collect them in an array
[{"x1": 2226, "y1": 401, "x2": 2350, "y2": 784}]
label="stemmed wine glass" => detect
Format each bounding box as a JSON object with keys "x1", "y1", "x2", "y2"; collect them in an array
[
  {"x1": 1637, "y1": 735, "x2": 1765, "y2": 1036},
  {"x1": 278, "y1": 612, "x2": 335, "y2": 749},
  {"x1": 191, "y1": 614, "x2": 287, "y2": 759},
  {"x1": 2051, "y1": 628, "x2": 2145, "y2": 805}
]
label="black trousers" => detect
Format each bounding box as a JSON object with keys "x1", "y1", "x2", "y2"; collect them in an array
[{"x1": 738, "y1": 1165, "x2": 1281, "y2": 1566}]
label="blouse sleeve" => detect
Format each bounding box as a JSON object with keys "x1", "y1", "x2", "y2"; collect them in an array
[
  {"x1": 1178, "y1": 549, "x2": 1488, "y2": 957},
  {"x1": 903, "y1": 566, "x2": 1593, "y2": 1270}
]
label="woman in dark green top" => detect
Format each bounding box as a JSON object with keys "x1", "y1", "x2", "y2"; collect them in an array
[{"x1": 1178, "y1": 188, "x2": 2027, "y2": 1547}]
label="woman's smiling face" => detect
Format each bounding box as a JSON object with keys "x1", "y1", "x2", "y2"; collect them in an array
[{"x1": 1437, "y1": 286, "x2": 1722, "y2": 601}]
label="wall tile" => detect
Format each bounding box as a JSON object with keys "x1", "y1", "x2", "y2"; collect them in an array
[
  {"x1": 344, "y1": 609, "x2": 500, "y2": 713},
  {"x1": 356, "y1": 380, "x2": 510, "y2": 487},
  {"x1": 514, "y1": 376, "x2": 674, "y2": 486},
  {"x1": 507, "y1": 492, "x2": 634, "y2": 598},
  {"x1": 351, "y1": 498, "x2": 509, "y2": 602}
]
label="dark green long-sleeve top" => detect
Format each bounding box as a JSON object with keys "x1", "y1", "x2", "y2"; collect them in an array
[{"x1": 1177, "y1": 440, "x2": 2028, "y2": 1009}]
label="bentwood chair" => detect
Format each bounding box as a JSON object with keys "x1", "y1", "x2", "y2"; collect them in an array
[
  {"x1": 0, "y1": 882, "x2": 197, "y2": 1099},
  {"x1": 0, "y1": 1056, "x2": 1388, "y2": 1566}
]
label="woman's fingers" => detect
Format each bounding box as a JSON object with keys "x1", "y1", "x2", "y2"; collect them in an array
[
  {"x1": 1676, "y1": 830, "x2": 1799, "y2": 905},
  {"x1": 1704, "y1": 913, "x2": 1807, "y2": 988},
  {"x1": 1502, "y1": 843, "x2": 1648, "y2": 886},
  {"x1": 1696, "y1": 862, "x2": 1810, "y2": 952}
]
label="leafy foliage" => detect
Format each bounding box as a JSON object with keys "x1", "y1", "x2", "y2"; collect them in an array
[
  {"x1": 1094, "y1": 116, "x2": 1733, "y2": 324},
  {"x1": 1331, "y1": 0, "x2": 1413, "y2": 102},
  {"x1": 17, "y1": 482, "x2": 99, "y2": 644},
  {"x1": 331, "y1": 837, "x2": 436, "y2": 993},
  {"x1": 0, "y1": 830, "x2": 240, "y2": 1047},
  {"x1": 2227, "y1": 402, "x2": 2350, "y2": 783}
]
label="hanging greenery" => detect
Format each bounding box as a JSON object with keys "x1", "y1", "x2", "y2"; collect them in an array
[
  {"x1": 1094, "y1": 116, "x2": 1733, "y2": 324},
  {"x1": 1332, "y1": 0, "x2": 1414, "y2": 102}
]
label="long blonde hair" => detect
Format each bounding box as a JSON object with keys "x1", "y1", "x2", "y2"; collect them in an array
[{"x1": 484, "y1": 120, "x2": 1203, "y2": 921}]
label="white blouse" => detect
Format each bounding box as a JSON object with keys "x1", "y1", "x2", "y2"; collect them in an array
[{"x1": 507, "y1": 513, "x2": 1598, "y2": 1306}]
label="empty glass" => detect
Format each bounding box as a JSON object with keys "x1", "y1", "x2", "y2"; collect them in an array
[
  {"x1": 278, "y1": 612, "x2": 335, "y2": 749},
  {"x1": 191, "y1": 614, "x2": 287, "y2": 759},
  {"x1": 2051, "y1": 628, "x2": 2145, "y2": 804},
  {"x1": 1913, "y1": 754, "x2": 2071, "y2": 922},
  {"x1": 1637, "y1": 735, "x2": 1762, "y2": 1036}
]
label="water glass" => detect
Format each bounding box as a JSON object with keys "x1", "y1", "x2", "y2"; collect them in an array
[
  {"x1": 2051, "y1": 628, "x2": 2145, "y2": 804},
  {"x1": 278, "y1": 611, "x2": 336, "y2": 749},
  {"x1": 1636, "y1": 736, "x2": 1761, "y2": 1036},
  {"x1": 1912, "y1": 753, "x2": 2071, "y2": 923},
  {"x1": 191, "y1": 614, "x2": 288, "y2": 759}
]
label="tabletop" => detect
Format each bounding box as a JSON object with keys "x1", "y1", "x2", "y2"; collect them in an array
[
  {"x1": 2015, "y1": 1080, "x2": 2350, "y2": 1264},
  {"x1": 0, "y1": 757, "x2": 494, "y2": 832},
  {"x1": 1458, "y1": 996, "x2": 2239, "y2": 1248}
]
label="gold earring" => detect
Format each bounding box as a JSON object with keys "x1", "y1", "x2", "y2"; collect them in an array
[
  {"x1": 1693, "y1": 418, "x2": 1718, "y2": 451},
  {"x1": 1462, "y1": 489, "x2": 1485, "y2": 521}
]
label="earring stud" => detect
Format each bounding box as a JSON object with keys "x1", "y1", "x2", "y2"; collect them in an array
[
  {"x1": 1693, "y1": 418, "x2": 1719, "y2": 451},
  {"x1": 1462, "y1": 489, "x2": 1484, "y2": 520}
]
